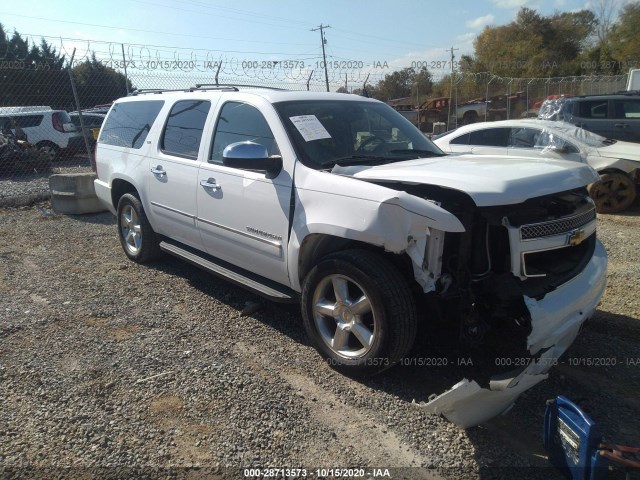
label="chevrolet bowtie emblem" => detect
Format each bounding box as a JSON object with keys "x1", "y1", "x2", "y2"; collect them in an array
[{"x1": 567, "y1": 229, "x2": 586, "y2": 246}]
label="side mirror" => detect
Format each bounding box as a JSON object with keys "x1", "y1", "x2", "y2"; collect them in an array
[{"x1": 222, "y1": 141, "x2": 282, "y2": 176}]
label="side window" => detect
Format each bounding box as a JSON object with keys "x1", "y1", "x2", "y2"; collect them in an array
[
  {"x1": 576, "y1": 100, "x2": 608, "y2": 119},
  {"x1": 450, "y1": 133, "x2": 470, "y2": 145},
  {"x1": 509, "y1": 128, "x2": 539, "y2": 148},
  {"x1": 612, "y1": 100, "x2": 640, "y2": 119},
  {"x1": 99, "y1": 100, "x2": 164, "y2": 149},
  {"x1": 210, "y1": 102, "x2": 277, "y2": 164},
  {"x1": 468, "y1": 128, "x2": 510, "y2": 147},
  {"x1": 533, "y1": 131, "x2": 579, "y2": 153},
  {"x1": 12, "y1": 115, "x2": 43, "y2": 128},
  {"x1": 161, "y1": 100, "x2": 210, "y2": 159}
]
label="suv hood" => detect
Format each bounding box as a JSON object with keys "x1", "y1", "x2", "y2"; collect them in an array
[{"x1": 332, "y1": 154, "x2": 599, "y2": 206}]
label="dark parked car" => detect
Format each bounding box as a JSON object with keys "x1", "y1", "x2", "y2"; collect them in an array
[
  {"x1": 69, "y1": 112, "x2": 106, "y2": 152},
  {"x1": 538, "y1": 92, "x2": 640, "y2": 143}
]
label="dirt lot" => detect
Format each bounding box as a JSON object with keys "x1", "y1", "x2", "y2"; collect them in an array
[{"x1": 0, "y1": 200, "x2": 639, "y2": 480}]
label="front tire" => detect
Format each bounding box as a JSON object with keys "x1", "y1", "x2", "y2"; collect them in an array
[
  {"x1": 301, "y1": 249, "x2": 417, "y2": 376},
  {"x1": 117, "y1": 193, "x2": 161, "y2": 262},
  {"x1": 36, "y1": 142, "x2": 59, "y2": 162},
  {"x1": 588, "y1": 173, "x2": 636, "y2": 214}
]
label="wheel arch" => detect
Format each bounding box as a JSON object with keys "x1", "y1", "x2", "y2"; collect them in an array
[
  {"x1": 297, "y1": 233, "x2": 416, "y2": 291},
  {"x1": 597, "y1": 167, "x2": 635, "y2": 180},
  {"x1": 111, "y1": 178, "x2": 139, "y2": 210}
]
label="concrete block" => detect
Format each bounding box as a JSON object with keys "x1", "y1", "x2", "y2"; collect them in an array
[{"x1": 49, "y1": 172, "x2": 107, "y2": 215}]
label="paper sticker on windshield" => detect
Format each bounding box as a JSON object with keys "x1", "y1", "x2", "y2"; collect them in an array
[{"x1": 289, "y1": 115, "x2": 332, "y2": 142}]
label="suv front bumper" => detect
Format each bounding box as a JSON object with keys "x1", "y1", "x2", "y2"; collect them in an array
[{"x1": 419, "y1": 239, "x2": 607, "y2": 427}]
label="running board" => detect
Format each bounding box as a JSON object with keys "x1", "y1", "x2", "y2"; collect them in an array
[{"x1": 159, "y1": 241, "x2": 298, "y2": 303}]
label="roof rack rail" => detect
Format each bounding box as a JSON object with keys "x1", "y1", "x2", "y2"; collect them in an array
[
  {"x1": 190, "y1": 85, "x2": 239, "y2": 92},
  {"x1": 129, "y1": 88, "x2": 191, "y2": 96},
  {"x1": 192, "y1": 83, "x2": 288, "y2": 91},
  {"x1": 129, "y1": 84, "x2": 291, "y2": 96},
  {"x1": 573, "y1": 90, "x2": 640, "y2": 98}
]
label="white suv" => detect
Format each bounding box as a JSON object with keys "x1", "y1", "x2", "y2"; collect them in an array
[
  {"x1": 0, "y1": 106, "x2": 84, "y2": 160},
  {"x1": 94, "y1": 86, "x2": 607, "y2": 427}
]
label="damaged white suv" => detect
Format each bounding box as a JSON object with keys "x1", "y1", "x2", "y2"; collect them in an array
[{"x1": 94, "y1": 86, "x2": 607, "y2": 426}]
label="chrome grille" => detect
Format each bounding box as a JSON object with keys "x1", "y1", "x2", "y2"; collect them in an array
[{"x1": 520, "y1": 208, "x2": 596, "y2": 240}]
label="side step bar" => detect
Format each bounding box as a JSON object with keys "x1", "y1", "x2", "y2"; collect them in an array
[{"x1": 160, "y1": 241, "x2": 298, "y2": 303}]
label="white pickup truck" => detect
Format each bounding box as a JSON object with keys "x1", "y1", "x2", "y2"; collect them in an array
[{"x1": 93, "y1": 87, "x2": 607, "y2": 427}]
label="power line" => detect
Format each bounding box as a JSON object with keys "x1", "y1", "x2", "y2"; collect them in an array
[
  {"x1": 129, "y1": 0, "x2": 311, "y2": 31},
  {"x1": 163, "y1": 0, "x2": 310, "y2": 27},
  {"x1": 4, "y1": 13, "x2": 314, "y2": 51}
]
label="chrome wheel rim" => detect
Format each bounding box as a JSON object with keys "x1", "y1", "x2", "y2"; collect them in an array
[
  {"x1": 312, "y1": 274, "x2": 376, "y2": 359},
  {"x1": 120, "y1": 205, "x2": 142, "y2": 255},
  {"x1": 38, "y1": 145, "x2": 57, "y2": 162}
]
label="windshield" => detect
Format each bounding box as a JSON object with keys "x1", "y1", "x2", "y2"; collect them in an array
[{"x1": 274, "y1": 100, "x2": 444, "y2": 169}]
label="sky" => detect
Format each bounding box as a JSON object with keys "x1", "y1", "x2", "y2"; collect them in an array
[{"x1": 0, "y1": 0, "x2": 618, "y2": 87}]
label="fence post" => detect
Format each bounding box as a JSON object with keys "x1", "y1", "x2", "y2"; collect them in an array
[
  {"x1": 307, "y1": 70, "x2": 314, "y2": 91},
  {"x1": 67, "y1": 48, "x2": 94, "y2": 169},
  {"x1": 121, "y1": 44, "x2": 130, "y2": 95}
]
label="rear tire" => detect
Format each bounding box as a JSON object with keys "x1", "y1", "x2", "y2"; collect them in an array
[
  {"x1": 588, "y1": 173, "x2": 636, "y2": 214},
  {"x1": 301, "y1": 249, "x2": 418, "y2": 376},
  {"x1": 116, "y1": 193, "x2": 161, "y2": 262}
]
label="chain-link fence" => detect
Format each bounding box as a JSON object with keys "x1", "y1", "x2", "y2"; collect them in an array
[{"x1": 0, "y1": 37, "x2": 633, "y2": 204}]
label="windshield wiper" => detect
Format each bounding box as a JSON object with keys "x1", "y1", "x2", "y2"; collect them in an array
[
  {"x1": 387, "y1": 149, "x2": 445, "y2": 157},
  {"x1": 328, "y1": 155, "x2": 392, "y2": 167}
]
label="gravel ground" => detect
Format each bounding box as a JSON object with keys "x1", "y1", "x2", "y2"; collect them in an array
[
  {"x1": 0, "y1": 156, "x2": 92, "y2": 202},
  {"x1": 0, "y1": 199, "x2": 639, "y2": 480}
]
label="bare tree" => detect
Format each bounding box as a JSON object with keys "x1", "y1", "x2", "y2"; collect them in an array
[{"x1": 593, "y1": 0, "x2": 619, "y2": 44}]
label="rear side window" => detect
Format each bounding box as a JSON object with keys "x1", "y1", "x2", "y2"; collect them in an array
[
  {"x1": 612, "y1": 99, "x2": 640, "y2": 119},
  {"x1": 509, "y1": 127, "x2": 540, "y2": 148},
  {"x1": 99, "y1": 100, "x2": 164, "y2": 149},
  {"x1": 71, "y1": 114, "x2": 105, "y2": 128},
  {"x1": 161, "y1": 100, "x2": 211, "y2": 159},
  {"x1": 210, "y1": 102, "x2": 277, "y2": 164},
  {"x1": 469, "y1": 128, "x2": 510, "y2": 147},
  {"x1": 450, "y1": 133, "x2": 470, "y2": 145},
  {"x1": 11, "y1": 115, "x2": 43, "y2": 128},
  {"x1": 576, "y1": 100, "x2": 608, "y2": 119}
]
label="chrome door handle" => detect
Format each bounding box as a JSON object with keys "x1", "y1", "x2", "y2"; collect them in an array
[
  {"x1": 150, "y1": 166, "x2": 166, "y2": 176},
  {"x1": 614, "y1": 123, "x2": 629, "y2": 128},
  {"x1": 200, "y1": 178, "x2": 222, "y2": 190}
]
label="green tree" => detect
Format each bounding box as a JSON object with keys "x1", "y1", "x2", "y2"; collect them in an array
[
  {"x1": 374, "y1": 68, "x2": 415, "y2": 100},
  {"x1": 38, "y1": 38, "x2": 65, "y2": 69},
  {"x1": 71, "y1": 53, "x2": 132, "y2": 108},
  {"x1": 471, "y1": 7, "x2": 596, "y2": 77},
  {"x1": 410, "y1": 67, "x2": 433, "y2": 103},
  {"x1": 373, "y1": 67, "x2": 433, "y2": 102},
  {"x1": 608, "y1": 1, "x2": 640, "y2": 68}
]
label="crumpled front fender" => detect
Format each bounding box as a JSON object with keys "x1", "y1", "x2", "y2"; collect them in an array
[{"x1": 288, "y1": 166, "x2": 464, "y2": 291}]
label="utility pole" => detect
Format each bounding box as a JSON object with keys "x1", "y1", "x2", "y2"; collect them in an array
[
  {"x1": 312, "y1": 24, "x2": 331, "y2": 92},
  {"x1": 446, "y1": 46, "x2": 459, "y2": 129}
]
